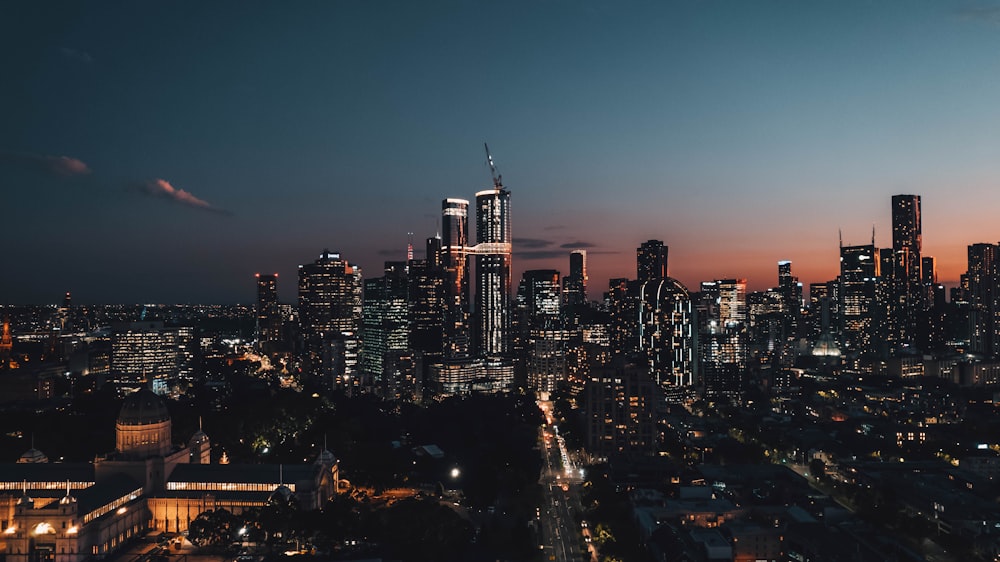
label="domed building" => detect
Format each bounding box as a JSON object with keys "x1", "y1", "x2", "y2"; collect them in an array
[
  {"x1": 16, "y1": 448, "x2": 48, "y2": 464},
  {"x1": 115, "y1": 389, "x2": 172, "y2": 458},
  {"x1": 0, "y1": 389, "x2": 340, "y2": 562}
]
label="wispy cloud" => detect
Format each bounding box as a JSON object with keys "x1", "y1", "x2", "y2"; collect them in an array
[
  {"x1": 136, "y1": 178, "x2": 231, "y2": 215},
  {"x1": 60, "y1": 47, "x2": 94, "y2": 64},
  {"x1": 0, "y1": 151, "x2": 91, "y2": 177},
  {"x1": 956, "y1": 5, "x2": 1000, "y2": 25},
  {"x1": 513, "y1": 237, "x2": 553, "y2": 249},
  {"x1": 543, "y1": 225, "x2": 567, "y2": 231},
  {"x1": 515, "y1": 250, "x2": 569, "y2": 260},
  {"x1": 560, "y1": 241, "x2": 596, "y2": 249}
]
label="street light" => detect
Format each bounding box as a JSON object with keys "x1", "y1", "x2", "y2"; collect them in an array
[{"x1": 450, "y1": 467, "x2": 460, "y2": 479}]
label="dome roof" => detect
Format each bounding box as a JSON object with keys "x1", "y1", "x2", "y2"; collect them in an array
[
  {"x1": 315, "y1": 448, "x2": 337, "y2": 466},
  {"x1": 17, "y1": 448, "x2": 48, "y2": 463},
  {"x1": 812, "y1": 332, "x2": 842, "y2": 357},
  {"x1": 268, "y1": 485, "x2": 294, "y2": 505},
  {"x1": 189, "y1": 429, "x2": 209, "y2": 446},
  {"x1": 118, "y1": 389, "x2": 171, "y2": 425}
]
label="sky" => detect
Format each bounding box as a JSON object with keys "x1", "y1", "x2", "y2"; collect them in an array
[{"x1": 4, "y1": 0, "x2": 1000, "y2": 304}]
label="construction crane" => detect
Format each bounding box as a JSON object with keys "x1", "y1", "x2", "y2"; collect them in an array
[{"x1": 484, "y1": 142, "x2": 503, "y2": 189}]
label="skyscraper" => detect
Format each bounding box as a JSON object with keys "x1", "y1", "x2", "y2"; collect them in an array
[
  {"x1": 637, "y1": 240, "x2": 668, "y2": 283},
  {"x1": 516, "y1": 269, "x2": 567, "y2": 394},
  {"x1": 441, "y1": 198, "x2": 471, "y2": 360},
  {"x1": 408, "y1": 236, "x2": 446, "y2": 367},
  {"x1": 110, "y1": 321, "x2": 195, "y2": 393},
  {"x1": 888, "y1": 194, "x2": 923, "y2": 348},
  {"x1": 638, "y1": 276, "x2": 695, "y2": 389},
  {"x1": 967, "y1": 243, "x2": 999, "y2": 356},
  {"x1": 255, "y1": 273, "x2": 281, "y2": 351},
  {"x1": 697, "y1": 279, "x2": 747, "y2": 397},
  {"x1": 563, "y1": 250, "x2": 588, "y2": 306},
  {"x1": 298, "y1": 250, "x2": 363, "y2": 387},
  {"x1": 840, "y1": 243, "x2": 879, "y2": 358},
  {"x1": 474, "y1": 184, "x2": 512, "y2": 358},
  {"x1": 361, "y1": 261, "x2": 409, "y2": 386}
]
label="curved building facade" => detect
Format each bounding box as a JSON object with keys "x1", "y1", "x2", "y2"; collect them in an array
[{"x1": 638, "y1": 277, "x2": 696, "y2": 388}]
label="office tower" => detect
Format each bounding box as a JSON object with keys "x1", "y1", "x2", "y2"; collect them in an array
[
  {"x1": 637, "y1": 240, "x2": 668, "y2": 283},
  {"x1": 563, "y1": 250, "x2": 588, "y2": 306},
  {"x1": 638, "y1": 276, "x2": 695, "y2": 388},
  {"x1": 441, "y1": 198, "x2": 471, "y2": 359},
  {"x1": 887, "y1": 194, "x2": 923, "y2": 348},
  {"x1": 361, "y1": 262, "x2": 409, "y2": 388},
  {"x1": 474, "y1": 184, "x2": 512, "y2": 358},
  {"x1": 298, "y1": 250, "x2": 363, "y2": 387},
  {"x1": 110, "y1": 321, "x2": 195, "y2": 393},
  {"x1": 697, "y1": 279, "x2": 747, "y2": 397},
  {"x1": 608, "y1": 278, "x2": 641, "y2": 357},
  {"x1": 255, "y1": 273, "x2": 281, "y2": 351},
  {"x1": 408, "y1": 236, "x2": 446, "y2": 371},
  {"x1": 777, "y1": 260, "x2": 802, "y2": 335},
  {"x1": 840, "y1": 243, "x2": 879, "y2": 358},
  {"x1": 807, "y1": 282, "x2": 837, "y2": 339},
  {"x1": 746, "y1": 289, "x2": 785, "y2": 370},
  {"x1": 584, "y1": 359, "x2": 657, "y2": 457},
  {"x1": 967, "y1": 243, "x2": 999, "y2": 356},
  {"x1": 516, "y1": 269, "x2": 567, "y2": 395}
]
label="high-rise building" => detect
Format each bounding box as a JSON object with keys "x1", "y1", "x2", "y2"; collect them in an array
[
  {"x1": 967, "y1": 243, "x2": 999, "y2": 356},
  {"x1": 298, "y1": 250, "x2": 363, "y2": 388},
  {"x1": 807, "y1": 282, "x2": 837, "y2": 340},
  {"x1": 563, "y1": 250, "x2": 588, "y2": 306},
  {"x1": 255, "y1": 273, "x2": 281, "y2": 351},
  {"x1": 777, "y1": 260, "x2": 802, "y2": 332},
  {"x1": 608, "y1": 278, "x2": 640, "y2": 357},
  {"x1": 516, "y1": 269, "x2": 566, "y2": 395},
  {"x1": 110, "y1": 321, "x2": 195, "y2": 393},
  {"x1": 840, "y1": 244, "x2": 879, "y2": 358},
  {"x1": 697, "y1": 279, "x2": 747, "y2": 397},
  {"x1": 637, "y1": 240, "x2": 668, "y2": 283},
  {"x1": 474, "y1": 185, "x2": 512, "y2": 358},
  {"x1": 638, "y1": 276, "x2": 695, "y2": 388},
  {"x1": 407, "y1": 236, "x2": 446, "y2": 371},
  {"x1": 361, "y1": 262, "x2": 409, "y2": 387},
  {"x1": 441, "y1": 198, "x2": 471, "y2": 359},
  {"x1": 584, "y1": 359, "x2": 658, "y2": 457},
  {"x1": 887, "y1": 194, "x2": 923, "y2": 349}
]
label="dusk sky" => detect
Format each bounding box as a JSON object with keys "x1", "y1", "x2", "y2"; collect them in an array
[{"x1": 5, "y1": 1, "x2": 1000, "y2": 304}]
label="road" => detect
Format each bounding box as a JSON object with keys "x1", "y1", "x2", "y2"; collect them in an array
[{"x1": 538, "y1": 403, "x2": 587, "y2": 562}]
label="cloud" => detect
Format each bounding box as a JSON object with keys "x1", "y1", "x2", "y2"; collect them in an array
[
  {"x1": 0, "y1": 151, "x2": 91, "y2": 177},
  {"x1": 513, "y1": 237, "x2": 553, "y2": 249},
  {"x1": 560, "y1": 241, "x2": 596, "y2": 249},
  {"x1": 60, "y1": 47, "x2": 94, "y2": 64},
  {"x1": 543, "y1": 225, "x2": 567, "y2": 231},
  {"x1": 515, "y1": 250, "x2": 570, "y2": 260},
  {"x1": 136, "y1": 178, "x2": 231, "y2": 215},
  {"x1": 956, "y1": 6, "x2": 1000, "y2": 25}
]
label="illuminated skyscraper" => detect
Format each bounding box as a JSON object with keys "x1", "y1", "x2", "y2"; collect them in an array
[
  {"x1": 563, "y1": 250, "x2": 588, "y2": 306},
  {"x1": 516, "y1": 269, "x2": 567, "y2": 394},
  {"x1": 408, "y1": 236, "x2": 446, "y2": 365},
  {"x1": 637, "y1": 240, "x2": 668, "y2": 283},
  {"x1": 638, "y1": 276, "x2": 695, "y2": 388},
  {"x1": 361, "y1": 261, "x2": 409, "y2": 385},
  {"x1": 298, "y1": 250, "x2": 363, "y2": 387},
  {"x1": 110, "y1": 321, "x2": 195, "y2": 393},
  {"x1": 697, "y1": 279, "x2": 747, "y2": 397},
  {"x1": 887, "y1": 194, "x2": 923, "y2": 348},
  {"x1": 840, "y1": 243, "x2": 879, "y2": 357},
  {"x1": 474, "y1": 184, "x2": 512, "y2": 358},
  {"x1": 441, "y1": 198, "x2": 471, "y2": 359},
  {"x1": 967, "y1": 243, "x2": 999, "y2": 356},
  {"x1": 255, "y1": 273, "x2": 281, "y2": 350}
]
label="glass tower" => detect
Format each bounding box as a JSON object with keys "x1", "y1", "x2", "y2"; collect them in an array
[{"x1": 474, "y1": 186, "x2": 512, "y2": 357}]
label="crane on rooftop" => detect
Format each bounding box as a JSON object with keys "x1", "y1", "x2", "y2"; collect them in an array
[{"x1": 484, "y1": 142, "x2": 503, "y2": 189}]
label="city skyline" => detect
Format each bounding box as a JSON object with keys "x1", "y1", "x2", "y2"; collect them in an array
[{"x1": 5, "y1": 1, "x2": 1000, "y2": 304}]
